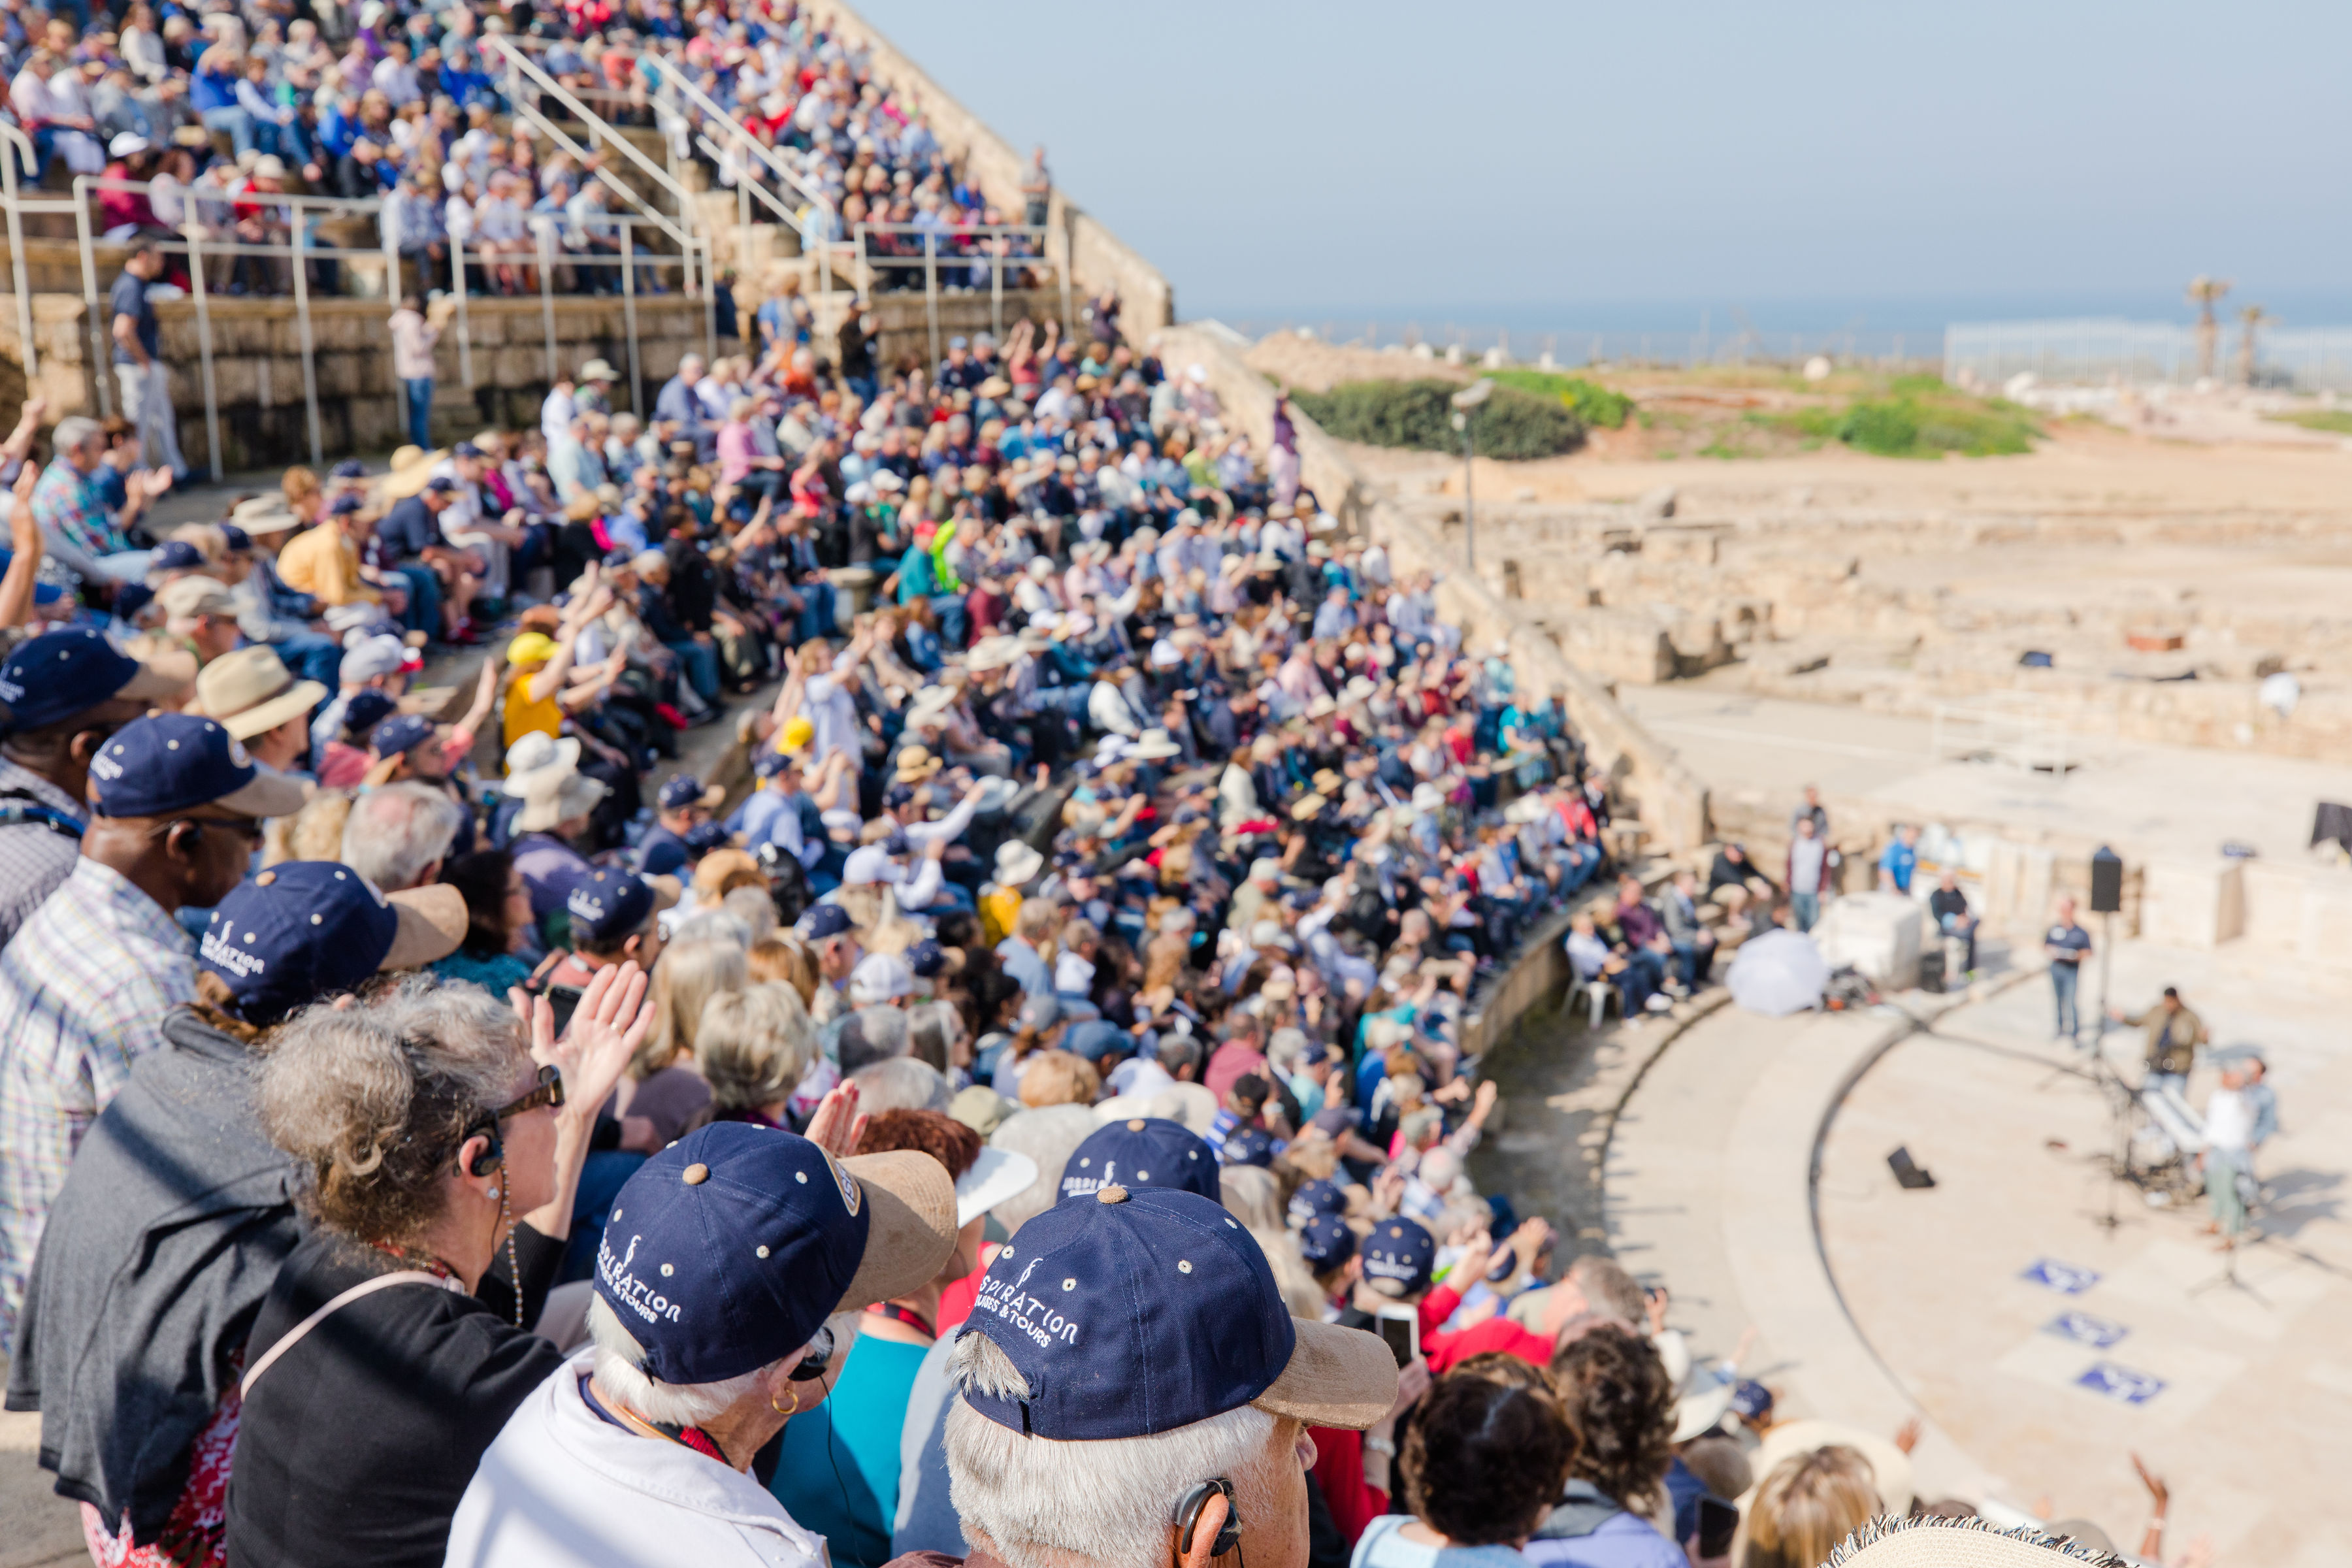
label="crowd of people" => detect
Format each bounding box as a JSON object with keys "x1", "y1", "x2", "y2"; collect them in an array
[
  {"x1": 0, "y1": 8, "x2": 2257, "y2": 1568},
  {"x1": 5, "y1": 0, "x2": 1070, "y2": 316},
  {"x1": 3, "y1": 227, "x2": 2062, "y2": 1568}
]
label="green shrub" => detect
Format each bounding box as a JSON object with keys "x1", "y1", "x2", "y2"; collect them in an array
[
  {"x1": 1291, "y1": 379, "x2": 1584, "y2": 459},
  {"x1": 1837, "y1": 400, "x2": 1921, "y2": 455},
  {"x1": 1489, "y1": 369, "x2": 1636, "y2": 429},
  {"x1": 1833, "y1": 382, "x2": 2038, "y2": 458},
  {"x1": 2273, "y1": 408, "x2": 2352, "y2": 435}
]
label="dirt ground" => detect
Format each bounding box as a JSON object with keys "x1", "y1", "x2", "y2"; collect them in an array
[
  {"x1": 1343, "y1": 416, "x2": 2352, "y2": 516},
  {"x1": 1243, "y1": 331, "x2": 2352, "y2": 517}
]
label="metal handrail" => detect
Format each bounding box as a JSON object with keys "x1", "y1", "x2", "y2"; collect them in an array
[
  {"x1": 487, "y1": 33, "x2": 713, "y2": 355},
  {"x1": 644, "y1": 64, "x2": 845, "y2": 294},
  {"x1": 851, "y1": 219, "x2": 1073, "y2": 365}
]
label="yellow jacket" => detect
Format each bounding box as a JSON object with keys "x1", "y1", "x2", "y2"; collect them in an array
[{"x1": 274, "y1": 523, "x2": 378, "y2": 607}]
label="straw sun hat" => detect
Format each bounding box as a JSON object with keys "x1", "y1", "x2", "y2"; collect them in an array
[{"x1": 1825, "y1": 1517, "x2": 2127, "y2": 1568}]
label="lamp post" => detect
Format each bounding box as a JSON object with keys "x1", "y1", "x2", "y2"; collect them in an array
[{"x1": 1450, "y1": 378, "x2": 1495, "y2": 574}]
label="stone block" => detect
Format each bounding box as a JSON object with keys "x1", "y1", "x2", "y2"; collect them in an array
[
  {"x1": 2236, "y1": 860, "x2": 2309, "y2": 953},
  {"x1": 1813, "y1": 891, "x2": 1923, "y2": 988},
  {"x1": 2138, "y1": 858, "x2": 2242, "y2": 950},
  {"x1": 316, "y1": 351, "x2": 371, "y2": 399},
  {"x1": 1548, "y1": 608, "x2": 1675, "y2": 685},
  {"x1": 2296, "y1": 876, "x2": 2352, "y2": 962}
]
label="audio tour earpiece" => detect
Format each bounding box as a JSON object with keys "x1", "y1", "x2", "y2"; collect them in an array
[
  {"x1": 464, "y1": 1127, "x2": 504, "y2": 1181},
  {"x1": 1174, "y1": 1478, "x2": 1242, "y2": 1563}
]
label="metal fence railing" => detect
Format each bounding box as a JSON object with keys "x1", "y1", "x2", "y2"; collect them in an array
[
  {"x1": 2, "y1": 152, "x2": 698, "y2": 478},
  {"x1": 852, "y1": 221, "x2": 1071, "y2": 368},
  {"x1": 1942, "y1": 317, "x2": 2352, "y2": 393},
  {"x1": 644, "y1": 63, "x2": 856, "y2": 297}
]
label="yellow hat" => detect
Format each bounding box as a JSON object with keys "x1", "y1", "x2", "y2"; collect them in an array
[
  {"x1": 506, "y1": 632, "x2": 559, "y2": 666},
  {"x1": 776, "y1": 715, "x2": 815, "y2": 754}
]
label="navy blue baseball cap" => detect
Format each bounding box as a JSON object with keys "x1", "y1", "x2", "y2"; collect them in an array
[
  {"x1": 957, "y1": 1186, "x2": 1395, "y2": 1439},
  {"x1": 658, "y1": 774, "x2": 721, "y2": 811},
  {"x1": 330, "y1": 459, "x2": 368, "y2": 480},
  {"x1": 596, "y1": 1122, "x2": 956, "y2": 1384},
  {"x1": 905, "y1": 938, "x2": 948, "y2": 978},
  {"x1": 220, "y1": 525, "x2": 252, "y2": 553},
  {"x1": 804, "y1": 903, "x2": 855, "y2": 940},
  {"x1": 1360, "y1": 1216, "x2": 1435, "y2": 1296},
  {"x1": 328, "y1": 492, "x2": 366, "y2": 517},
  {"x1": 566, "y1": 867, "x2": 655, "y2": 945},
  {"x1": 1059, "y1": 1117, "x2": 1217, "y2": 1202},
  {"x1": 369, "y1": 711, "x2": 435, "y2": 757},
  {"x1": 0, "y1": 627, "x2": 184, "y2": 733},
  {"x1": 87, "y1": 712, "x2": 306, "y2": 820},
  {"x1": 1298, "y1": 1214, "x2": 1356, "y2": 1273},
  {"x1": 1220, "y1": 1123, "x2": 1277, "y2": 1168},
  {"x1": 198, "y1": 861, "x2": 465, "y2": 1025},
  {"x1": 341, "y1": 689, "x2": 399, "y2": 739},
  {"x1": 1287, "y1": 1178, "x2": 1347, "y2": 1227},
  {"x1": 0, "y1": 549, "x2": 61, "y2": 606},
  {"x1": 152, "y1": 540, "x2": 206, "y2": 572},
  {"x1": 683, "y1": 821, "x2": 728, "y2": 852}
]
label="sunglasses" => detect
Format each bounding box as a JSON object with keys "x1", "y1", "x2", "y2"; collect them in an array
[
  {"x1": 488, "y1": 1062, "x2": 566, "y2": 1122},
  {"x1": 170, "y1": 813, "x2": 265, "y2": 844}
]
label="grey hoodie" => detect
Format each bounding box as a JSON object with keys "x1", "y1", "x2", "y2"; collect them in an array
[{"x1": 5, "y1": 1005, "x2": 304, "y2": 1541}]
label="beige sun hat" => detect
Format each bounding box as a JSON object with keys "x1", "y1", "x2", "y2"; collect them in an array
[
  {"x1": 823, "y1": 1149, "x2": 962, "y2": 1312},
  {"x1": 514, "y1": 767, "x2": 608, "y2": 832},
  {"x1": 195, "y1": 646, "x2": 328, "y2": 740},
  {"x1": 963, "y1": 635, "x2": 1021, "y2": 672},
  {"x1": 230, "y1": 495, "x2": 304, "y2": 534},
  {"x1": 501, "y1": 729, "x2": 584, "y2": 796},
  {"x1": 157, "y1": 576, "x2": 238, "y2": 621},
  {"x1": 1127, "y1": 727, "x2": 1182, "y2": 761},
  {"x1": 994, "y1": 839, "x2": 1043, "y2": 887},
  {"x1": 378, "y1": 881, "x2": 472, "y2": 970},
  {"x1": 893, "y1": 745, "x2": 945, "y2": 784},
  {"x1": 1824, "y1": 1518, "x2": 2127, "y2": 1568}
]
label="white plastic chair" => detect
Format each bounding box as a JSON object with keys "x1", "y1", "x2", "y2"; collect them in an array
[{"x1": 1571, "y1": 974, "x2": 1622, "y2": 1029}]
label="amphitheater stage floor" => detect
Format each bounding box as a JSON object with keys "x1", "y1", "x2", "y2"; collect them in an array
[
  {"x1": 1618, "y1": 682, "x2": 2345, "y2": 864},
  {"x1": 1820, "y1": 938, "x2": 2352, "y2": 1564}
]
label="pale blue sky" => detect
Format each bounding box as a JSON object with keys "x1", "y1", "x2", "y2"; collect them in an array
[{"x1": 849, "y1": 1, "x2": 2352, "y2": 332}]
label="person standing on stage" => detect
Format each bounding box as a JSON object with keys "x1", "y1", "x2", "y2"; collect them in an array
[
  {"x1": 2199, "y1": 1057, "x2": 2258, "y2": 1252},
  {"x1": 2043, "y1": 896, "x2": 2091, "y2": 1047},
  {"x1": 2110, "y1": 986, "x2": 2206, "y2": 1098}
]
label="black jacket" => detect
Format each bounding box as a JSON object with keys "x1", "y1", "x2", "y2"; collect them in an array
[
  {"x1": 222, "y1": 1223, "x2": 565, "y2": 1568},
  {"x1": 6, "y1": 1006, "x2": 304, "y2": 1542}
]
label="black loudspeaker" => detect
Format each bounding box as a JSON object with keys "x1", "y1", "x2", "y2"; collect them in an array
[
  {"x1": 2089, "y1": 847, "x2": 2125, "y2": 915},
  {"x1": 1887, "y1": 1147, "x2": 1936, "y2": 1190}
]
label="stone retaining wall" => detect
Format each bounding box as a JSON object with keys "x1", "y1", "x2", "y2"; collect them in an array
[
  {"x1": 0, "y1": 292, "x2": 717, "y2": 468},
  {"x1": 1154, "y1": 323, "x2": 1712, "y2": 858},
  {"x1": 812, "y1": 2, "x2": 1173, "y2": 331}
]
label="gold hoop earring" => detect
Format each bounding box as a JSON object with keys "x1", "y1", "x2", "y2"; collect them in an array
[{"x1": 770, "y1": 1386, "x2": 800, "y2": 1418}]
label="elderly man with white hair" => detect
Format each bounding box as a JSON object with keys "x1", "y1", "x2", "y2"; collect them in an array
[
  {"x1": 338, "y1": 779, "x2": 465, "y2": 891},
  {"x1": 914, "y1": 1184, "x2": 1397, "y2": 1568},
  {"x1": 445, "y1": 1120, "x2": 959, "y2": 1568}
]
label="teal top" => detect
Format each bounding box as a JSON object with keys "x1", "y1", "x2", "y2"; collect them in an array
[
  {"x1": 1353, "y1": 1516, "x2": 1531, "y2": 1568},
  {"x1": 429, "y1": 949, "x2": 532, "y2": 996},
  {"x1": 769, "y1": 1332, "x2": 932, "y2": 1568}
]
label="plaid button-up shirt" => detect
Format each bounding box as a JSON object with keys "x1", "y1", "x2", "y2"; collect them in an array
[
  {"x1": 0, "y1": 856, "x2": 195, "y2": 1345},
  {"x1": 0, "y1": 756, "x2": 85, "y2": 949},
  {"x1": 29, "y1": 457, "x2": 125, "y2": 561}
]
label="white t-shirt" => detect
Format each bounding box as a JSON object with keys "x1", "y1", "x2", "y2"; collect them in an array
[
  {"x1": 446, "y1": 1354, "x2": 830, "y2": 1568},
  {"x1": 2204, "y1": 1086, "x2": 2253, "y2": 1154}
]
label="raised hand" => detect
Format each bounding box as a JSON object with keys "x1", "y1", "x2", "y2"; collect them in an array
[
  {"x1": 803, "y1": 1077, "x2": 866, "y2": 1160},
  {"x1": 536, "y1": 960, "x2": 654, "y2": 1122}
]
